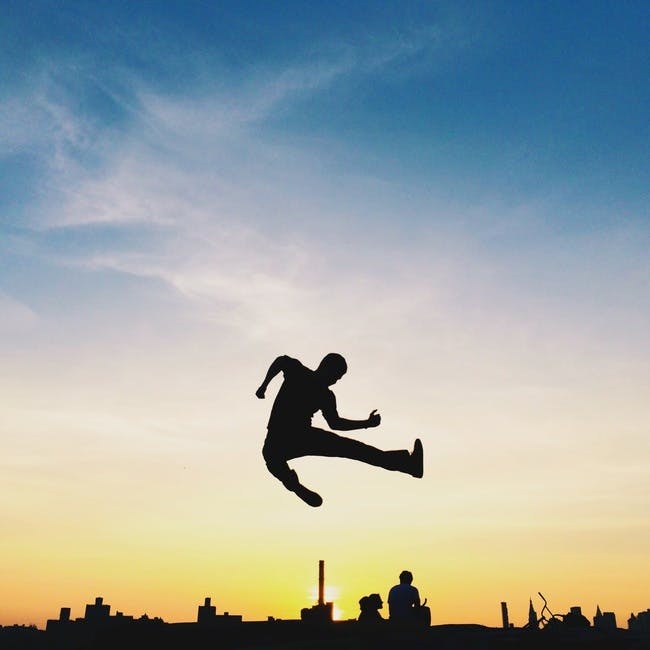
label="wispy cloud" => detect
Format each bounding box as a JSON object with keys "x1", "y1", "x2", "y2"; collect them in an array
[
  {"x1": 1, "y1": 33, "x2": 452, "y2": 340},
  {"x1": 0, "y1": 290, "x2": 38, "y2": 332},
  {"x1": 3, "y1": 16, "x2": 648, "y2": 364}
]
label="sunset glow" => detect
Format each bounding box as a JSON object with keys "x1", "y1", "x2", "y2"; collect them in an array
[{"x1": 1, "y1": 0, "x2": 648, "y2": 631}]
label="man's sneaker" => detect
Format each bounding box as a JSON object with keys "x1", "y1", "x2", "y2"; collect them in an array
[
  {"x1": 409, "y1": 438, "x2": 424, "y2": 478},
  {"x1": 293, "y1": 483, "x2": 323, "y2": 507}
]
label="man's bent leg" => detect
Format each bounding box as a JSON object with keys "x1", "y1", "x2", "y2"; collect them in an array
[
  {"x1": 262, "y1": 440, "x2": 300, "y2": 489},
  {"x1": 262, "y1": 439, "x2": 323, "y2": 507}
]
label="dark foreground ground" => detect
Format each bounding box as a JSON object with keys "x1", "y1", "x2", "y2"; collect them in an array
[{"x1": 2, "y1": 622, "x2": 648, "y2": 650}]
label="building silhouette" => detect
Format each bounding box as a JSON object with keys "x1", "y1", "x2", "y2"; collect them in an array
[
  {"x1": 563, "y1": 605, "x2": 590, "y2": 629},
  {"x1": 593, "y1": 605, "x2": 617, "y2": 631},
  {"x1": 197, "y1": 597, "x2": 242, "y2": 625},
  {"x1": 628, "y1": 609, "x2": 650, "y2": 634},
  {"x1": 84, "y1": 597, "x2": 110, "y2": 623},
  {"x1": 197, "y1": 596, "x2": 216, "y2": 622},
  {"x1": 300, "y1": 560, "x2": 333, "y2": 623},
  {"x1": 527, "y1": 599, "x2": 538, "y2": 629}
]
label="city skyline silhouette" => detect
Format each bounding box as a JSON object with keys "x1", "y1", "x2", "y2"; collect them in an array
[
  {"x1": 3, "y1": 559, "x2": 648, "y2": 649},
  {"x1": 2, "y1": 558, "x2": 646, "y2": 633}
]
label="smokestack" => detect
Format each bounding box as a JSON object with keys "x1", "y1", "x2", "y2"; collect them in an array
[
  {"x1": 318, "y1": 560, "x2": 325, "y2": 606},
  {"x1": 501, "y1": 602, "x2": 509, "y2": 629}
]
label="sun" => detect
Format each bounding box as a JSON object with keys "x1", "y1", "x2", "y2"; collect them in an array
[{"x1": 308, "y1": 585, "x2": 344, "y2": 620}]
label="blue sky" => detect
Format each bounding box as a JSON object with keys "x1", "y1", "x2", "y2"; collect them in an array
[
  {"x1": 1, "y1": 0, "x2": 649, "y2": 626},
  {"x1": 3, "y1": 1, "x2": 649, "y2": 217},
  {"x1": 2, "y1": 0, "x2": 648, "y2": 350}
]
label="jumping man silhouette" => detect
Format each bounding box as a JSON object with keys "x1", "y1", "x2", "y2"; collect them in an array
[{"x1": 256, "y1": 353, "x2": 423, "y2": 507}]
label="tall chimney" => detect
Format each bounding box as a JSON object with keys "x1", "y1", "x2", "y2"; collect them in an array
[
  {"x1": 501, "y1": 602, "x2": 510, "y2": 629},
  {"x1": 318, "y1": 560, "x2": 325, "y2": 606}
]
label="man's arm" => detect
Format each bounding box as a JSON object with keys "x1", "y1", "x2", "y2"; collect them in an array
[
  {"x1": 321, "y1": 393, "x2": 381, "y2": 431},
  {"x1": 255, "y1": 355, "x2": 293, "y2": 398}
]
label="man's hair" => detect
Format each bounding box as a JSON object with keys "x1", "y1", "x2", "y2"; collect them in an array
[
  {"x1": 318, "y1": 352, "x2": 347, "y2": 376},
  {"x1": 399, "y1": 570, "x2": 413, "y2": 584}
]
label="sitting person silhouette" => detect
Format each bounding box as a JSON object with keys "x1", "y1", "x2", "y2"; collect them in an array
[
  {"x1": 256, "y1": 353, "x2": 423, "y2": 507},
  {"x1": 358, "y1": 593, "x2": 384, "y2": 623},
  {"x1": 388, "y1": 570, "x2": 420, "y2": 623}
]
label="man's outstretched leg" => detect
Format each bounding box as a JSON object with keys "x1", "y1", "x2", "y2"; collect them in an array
[
  {"x1": 262, "y1": 442, "x2": 323, "y2": 507},
  {"x1": 305, "y1": 428, "x2": 424, "y2": 478}
]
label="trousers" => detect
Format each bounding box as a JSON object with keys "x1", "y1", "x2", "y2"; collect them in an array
[{"x1": 263, "y1": 426, "x2": 409, "y2": 489}]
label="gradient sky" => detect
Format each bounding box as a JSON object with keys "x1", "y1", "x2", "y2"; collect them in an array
[{"x1": 1, "y1": 0, "x2": 649, "y2": 628}]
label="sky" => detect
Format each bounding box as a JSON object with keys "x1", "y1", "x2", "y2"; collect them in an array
[{"x1": 1, "y1": 0, "x2": 649, "y2": 628}]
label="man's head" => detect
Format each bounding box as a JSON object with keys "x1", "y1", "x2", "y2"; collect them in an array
[
  {"x1": 316, "y1": 353, "x2": 347, "y2": 386},
  {"x1": 399, "y1": 570, "x2": 413, "y2": 585}
]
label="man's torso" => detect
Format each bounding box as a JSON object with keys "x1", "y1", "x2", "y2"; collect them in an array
[
  {"x1": 267, "y1": 357, "x2": 332, "y2": 432},
  {"x1": 388, "y1": 584, "x2": 419, "y2": 620}
]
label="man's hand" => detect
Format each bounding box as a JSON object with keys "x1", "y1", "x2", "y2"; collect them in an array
[
  {"x1": 366, "y1": 409, "x2": 381, "y2": 428},
  {"x1": 255, "y1": 386, "x2": 266, "y2": 399}
]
